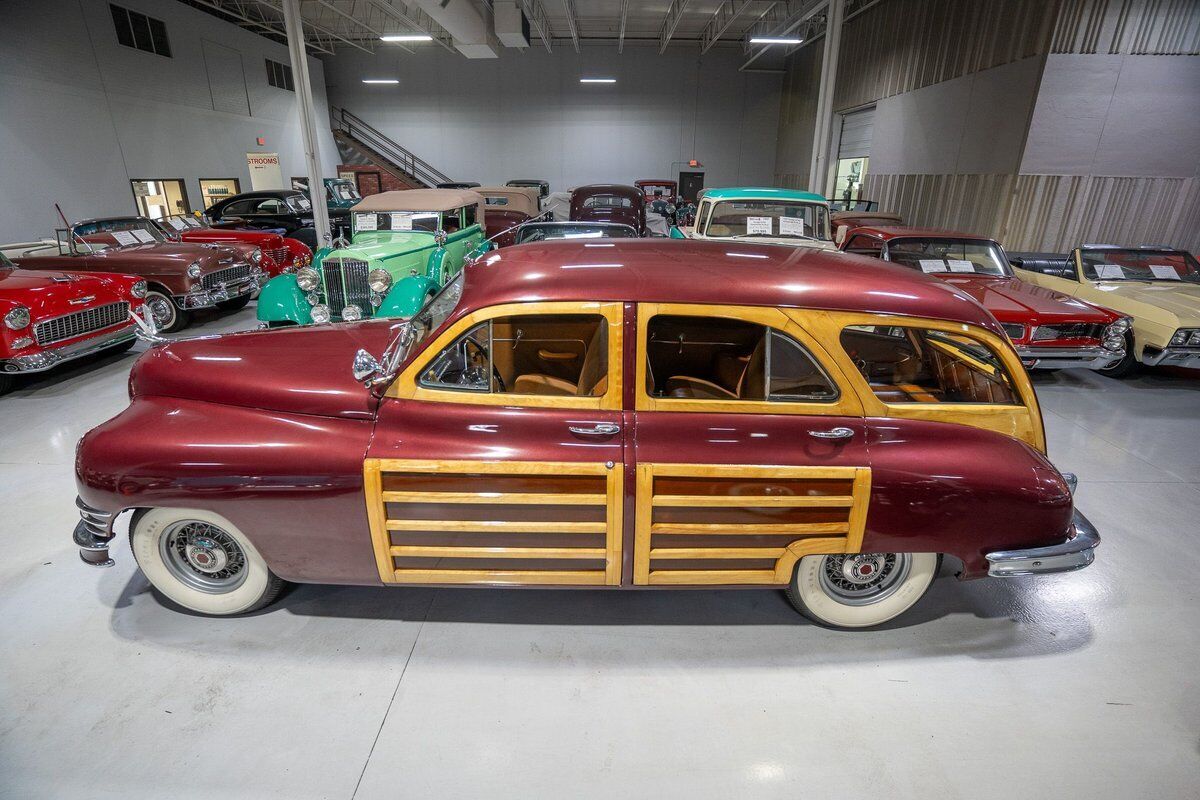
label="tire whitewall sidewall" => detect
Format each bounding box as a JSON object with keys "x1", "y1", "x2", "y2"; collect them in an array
[
  {"x1": 790, "y1": 552, "x2": 939, "y2": 629},
  {"x1": 130, "y1": 508, "x2": 274, "y2": 615}
]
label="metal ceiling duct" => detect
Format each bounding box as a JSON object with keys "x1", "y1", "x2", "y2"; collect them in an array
[
  {"x1": 493, "y1": 1, "x2": 530, "y2": 48},
  {"x1": 411, "y1": 0, "x2": 500, "y2": 58}
]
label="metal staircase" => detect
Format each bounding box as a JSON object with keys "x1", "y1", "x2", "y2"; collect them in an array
[{"x1": 330, "y1": 107, "x2": 453, "y2": 189}]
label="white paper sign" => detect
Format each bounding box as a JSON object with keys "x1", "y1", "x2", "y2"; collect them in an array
[
  {"x1": 167, "y1": 218, "x2": 187, "y2": 231},
  {"x1": 111, "y1": 231, "x2": 138, "y2": 246},
  {"x1": 184, "y1": 217, "x2": 202, "y2": 228},
  {"x1": 1095, "y1": 264, "x2": 1125, "y2": 279},
  {"x1": 918, "y1": 259, "x2": 946, "y2": 273},
  {"x1": 947, "y1": 259, "x2": 976, "y2": 273},
  {"x1": 779, "y1": 216, "x2": 806, "y2": 236},
  {"x1": 131, "y1": 229, "x2": 155, "y2": 243},
  {"x1": 1149, "y1": 264, "x2": 1181, "y2": 280},
  {"x1": 745, "y1": 216, "x2": 773, "y2": 235},
  {"x1": 355, "y1": 213, "x2": 377, "y2": 231},
  {"x1": 390, "y1": 213, "x2": 413, "y2": 230}
]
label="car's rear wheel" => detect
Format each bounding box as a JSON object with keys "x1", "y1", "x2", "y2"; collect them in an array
[
  {"x1": 215, "y1": 294, "x2": 252, "y2": 312},
  {"x1": 0, "y1": 373, "x2": 14, "y2": 395},
  {"x1": 145, "y1": 290, "x2": 189, "y2": 333},
  {"x1": 1098, "y1": 331, "x2": 1138, "y2": 378},
  {"x1": 129, "y1": 508, "x2": 285, "y2": 615},
  {"x1": 786, "y1": 552, "x2": 940, "y2": 629}
]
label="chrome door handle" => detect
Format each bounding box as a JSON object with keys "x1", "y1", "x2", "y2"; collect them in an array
[
  {"x1": 808, "y1": 427, "x2": 855, "y2": 440},
  {"x1": 568, "y1": 423, "x2": 621, "y2": 436}
]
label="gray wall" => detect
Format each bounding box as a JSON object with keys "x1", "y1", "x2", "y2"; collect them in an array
[
  {"x1": 0, "y1": 0, "x2": 340, "y2": 242},
  {"x1": 323, "y1": 43, "x2": 782, "y2": 192}
]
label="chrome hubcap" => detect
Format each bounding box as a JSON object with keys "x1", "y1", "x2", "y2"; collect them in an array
[
  {"x1": 818, "y1": 553, "x2": 910, "y2": 606},
  {"x1": 159, "y1": 521, "x2": 247, "y2": 593},
  {"x1": 147, "y1": 295, "x2": 174, "y2": 326}
]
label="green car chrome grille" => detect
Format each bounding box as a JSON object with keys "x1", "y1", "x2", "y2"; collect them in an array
[{"x1": 322, "y1": 257, "x2": 371, "y2": 317}]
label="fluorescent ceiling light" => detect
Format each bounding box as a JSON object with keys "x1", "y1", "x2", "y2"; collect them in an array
[
  {"x1": 381, "y1": 34, "x2": 432, "y2": 42},
  {"x1": 580, "y1": 78, "x2": 616, "y2": 84},
  {"x1": 362, "y1": 79, "x2": 399, "y2": 84},
  {"x1": 750, "y1": 37, "x2": 803, "y2": 44}
]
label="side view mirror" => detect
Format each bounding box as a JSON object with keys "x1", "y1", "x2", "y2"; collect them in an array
[{"x1": 352, "y1": 348, "x2": 382, "y2": 383}]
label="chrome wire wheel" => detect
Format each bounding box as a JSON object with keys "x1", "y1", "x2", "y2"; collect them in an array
[
  {"x1": 817, "y1": 553, "x2": 911, "y2": 606},
  {"x1": 158, "y1": 520, "x2": 249, "y2": 594}
]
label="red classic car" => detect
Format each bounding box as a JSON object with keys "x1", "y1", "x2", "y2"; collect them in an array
[
  {"x1": 74, "y1": 240, "x2": 1098, "y2": 628},
  {"x1": 840, "y1": 226, "x2": 1129, "y2": 370},
  {"x1": 569, "y1": 184, "x2": 647, "y2": 237},
  {"x1": 14, "y1": 216, "x2": 267, "y2": 333},
  {"x1": 476, "y1": 186, "x2": 544, "y2": 247},
  {"x1": 155, "y1": 215, "x2": 312, "y2": 277},
  {"x1": 635, "y1": 179, "x2": 677, "y2": 204},
  {"x1": 1, "y1": 251, "x2": 143, "y2": 393}
]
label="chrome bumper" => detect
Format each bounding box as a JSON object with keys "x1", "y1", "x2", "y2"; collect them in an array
[
  {"x1": 1141, "y1": 346, "x2": 1200, "y2": 369},
  {"x1": 0, "y1": 324, "x2": 136, "y2": 375},
  {"x1": 1016, "y1": 345, "x2": 1123, "y2": 371},
  {"x1": 73, "y1": 497, "x2": 116, "y2": 568},
  {"x1": 178, "y1": 270, "x2": 267, "y2": 309},
  {"x1": 986, "y1": 473, "x2": 1098, "y2": 576}
]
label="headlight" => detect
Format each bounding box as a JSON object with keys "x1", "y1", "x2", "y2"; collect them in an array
[
  {"x1": 368, "y1": 268, "x2": 392, "y2": 293},
  {"x1": 251, "y1": 248, "x2": 263, "y2": 264},
  {"x1": 296, "y1": 267, "x2": 319, "y2": 292},
  {"x1": 342, "y1": 305, "x2": 363, "y2": 321},
  {"x1": 310, "y1": 303, "x2": 331, "y2": 324},
  {"x1": 1103, "y1": 334, "x2": 1126, "y2": 351},
  {"x1": 1169, "y1": 328, "x2": 1200, "y2": 347},
  {"x1": 187, "y1": 261, "x2": 202, "y2": 278},
  {"x1": 131, "y1": 280, "x2": 147, "y2": 298},
  {"x1": 4, "y1": 307, "x2": 30, "y2": 330},
  {"x1": 1108, "y1": 317, "x2": 1131, "y2": 335}
]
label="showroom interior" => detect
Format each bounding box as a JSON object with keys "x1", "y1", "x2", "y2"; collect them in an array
[{"x1": 1, "y1": 0, "x2": 1198, "y2": 797}]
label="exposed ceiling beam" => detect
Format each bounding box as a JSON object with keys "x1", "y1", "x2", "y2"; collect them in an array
[
  {"x1": 521, "y1": 0, "x2": 553, "y2": 52},
  {"x1": 316, "y1": 0, "x2": 413, "y2": 53},
  {"x1": 254, "y1": 0, "x2": 376, "y2": 53},
  {"x1": 617, "y1": 0, "x2": 629, "y2": 53},
  {"x1": 739, "y1": 0, "x2": 824, "y2": 70},
  {"x1": 185, "y1": 0, "x2": 336, "y2": 54},
  {"x1": 658, "y1": 0, "x2": 695, "y2": 53},
  {"x1": 560, "y1": 0, "x2": 579, "y2": 53},
  {"x1": 701, "y1": 1, "x2": 775, "y2": 54},
  {"x1": 367, "y1": 0, "x2": 457, "y2": 53}
]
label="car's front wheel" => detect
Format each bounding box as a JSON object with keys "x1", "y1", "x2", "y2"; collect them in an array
[
  {"x1": 145, "y1": 290, "x2": 189, "y2": 333},
  {"x1": 786, "y1": 552, "x2": 940, "y2": 629},
  {"x1": 1098, "y1": 331, "x2": 1138, "y2": 378},
  {"x1": 129, "y1": 508, "x2": 285, "y2": 615}
]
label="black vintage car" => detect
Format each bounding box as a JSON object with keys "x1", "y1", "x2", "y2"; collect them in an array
[
  {"x1": 206, "y1": 190, "x2": 348, "y2": 249},
  {"x1": 506, "y1": 179, "x2": 550, "y2": 200}
]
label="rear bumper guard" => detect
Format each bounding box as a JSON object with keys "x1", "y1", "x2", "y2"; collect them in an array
[{"x1": 73, "y1": 497, "x2": 116, "y2": 568}]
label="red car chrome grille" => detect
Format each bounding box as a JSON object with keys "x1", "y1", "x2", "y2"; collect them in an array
[
  {"x1": 1033, "y1": 323, "x2": 1105, "y2": 341},
  {"x1": 264, "y1": 246, "x2": 291, "y2": 265},
  {"x1": 34, "y1": 302, "x2": 129, "y2": 346},
  {"x1": 201, "y1": 264, "x2": 252, "y2": 289}
]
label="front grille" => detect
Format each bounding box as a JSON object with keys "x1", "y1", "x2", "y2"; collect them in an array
[
  {"x1": 264, "y1": 246, "x2": 290, "y2": 266},
  {"x1": 1001, "y1": 323, "x2": 1025, "y2": 341},
  {"x1": 201, "y1": 264, "x2": 252, "y2": 290},
  {"x1": 1033, "y1": 323, "x2": 1105, "y2": 342},
  {"x1": 322, "y1": 258, "x2": 371, "y2": 316},
  {"x1": 34, "y1": 302, "x2": 129, "y2": 346}
]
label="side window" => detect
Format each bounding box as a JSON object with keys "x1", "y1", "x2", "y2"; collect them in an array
[
  {"x1": 254, "y1": 198, "x2": 285, "y2": 214},
  {"x1": 463, "y1": 204, "x2": 477, "y2": 228},
  {"x1": 442, "y1": 208, "x2": 463, "y2": 233},
  {"x1": 839, "y1": 325, "x2": 1020, "y2": 405},
  {"x1": 845, "y1": 235, "x2": 882, "y2": 257},
  {"x1": 220, "y1": 199, "x2": 255, "y2": 217},
  {"x1": 645, "y1": 314, "x2": 837, "y2": 402},
  {"x1": 421, "y1": 314, "x2": 608, "y2": 397}
]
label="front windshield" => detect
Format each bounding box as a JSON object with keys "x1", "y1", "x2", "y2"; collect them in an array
[
  {"x1": 331, "y1": 181, "x2": 361, "y2": 202},
  {"x1": 704, "y1": 200, "x2": 830, "y2": 241},
  {"x1": 0, "y1": 252, "x2": 13, "y2": 269},
  {"x1": 1080, "y1": 248, "x2": 1200, "y2": 283},
  {"x1": 286, "y1": 195, "x2": 312, "y2": 213},
  {"x1": 515, "y1": 224, "x2": 638, "y2": 243},
  {"x1": 353, "y1": 210, "x2": 441, "y2": 233},
  {"x1": 887, "y1": 239, "x2": 1011, "y2": 277},
  {"x1": 72, "y1": 217, "x2": 166, "y2": 249},
  {"x1": 641, "y1": 184, "x2": 674, "y2": 197},
  {"x1": 160, "y1": 215, "x2": 206, "y2": 232}
]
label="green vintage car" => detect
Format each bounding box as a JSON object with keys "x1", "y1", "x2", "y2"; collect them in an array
[{"x1": 257, "y1": 189, "x2": 489, "y2": 325}]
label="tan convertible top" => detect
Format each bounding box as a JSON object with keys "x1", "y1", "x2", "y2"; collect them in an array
[
  {"x1": 475, "y1": 186, "x2": 540, "y2": 217},
  {"x1": 352, "y1": 188, "x2": 484, "y2": 213}
]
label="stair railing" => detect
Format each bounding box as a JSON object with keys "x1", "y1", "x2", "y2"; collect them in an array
[{"x1": 330, "y1": 107, "x2": 453, "y2": 188}]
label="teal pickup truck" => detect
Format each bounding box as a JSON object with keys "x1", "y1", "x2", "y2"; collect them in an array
[
  {"x1": 257, "y1": 189, "x2": 490, "y2": 326},
  {"x1": 669, "y1": 187, "x2": 837, "y2": 252}
]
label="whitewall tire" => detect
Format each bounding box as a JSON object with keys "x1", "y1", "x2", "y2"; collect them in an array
[
  {"x1": 129, "y1": 508, "x2": 284, "y2": 615},
  {"x1": 786, "y1": 552, "x2": 940, "y2": 629}
]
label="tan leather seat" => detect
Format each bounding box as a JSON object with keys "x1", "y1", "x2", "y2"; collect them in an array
[
  {"x1": 667, "y1": 340, "x2": 765, "y2": 401},
  {"x1": 513, "y1": 325, "x2": 606, "y2": 396}
]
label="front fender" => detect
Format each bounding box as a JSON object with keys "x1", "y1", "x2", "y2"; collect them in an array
[
  {"x1": 425, "y1": 248, "x2": 449, "y2": 285},
  {"x1": 379, "y1": 275, "x2": 435, "y2": 319},
  {"x1": 256, "y1": 274, "x2": 313, "y2": 324}
]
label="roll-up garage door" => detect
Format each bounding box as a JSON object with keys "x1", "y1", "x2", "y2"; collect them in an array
[{"x1": 838, "y1": 107, "x2": 875, "y2": 159}]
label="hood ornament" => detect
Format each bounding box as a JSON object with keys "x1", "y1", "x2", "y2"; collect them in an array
[{"x1": 129, "y1": 305, "x2": 167, "y2": 344}]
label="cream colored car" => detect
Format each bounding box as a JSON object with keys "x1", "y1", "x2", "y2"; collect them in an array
[
  {"x1": 669, "y1": 187, "x2": 839, "y2": 252},
  {"x1": 1013, "y1": 246, "x2": 1200, "y2": 377}
]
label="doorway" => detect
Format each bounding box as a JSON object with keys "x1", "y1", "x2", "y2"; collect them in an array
[
  {"x1": 131, "y1": 179, "x2": 190, "y2": 220},
  {"x1": 199, "y1": 178, "x2": 241, "y2": 211},
  {"x1": 830, "y1": 106, "x2": 875, "y2": 209},
  {"x1": 354, "y1": 171, "x2": 383, "y2": 197},
  {"x1": 678, "y1": 172, "x2": 705, "y2": 204}
]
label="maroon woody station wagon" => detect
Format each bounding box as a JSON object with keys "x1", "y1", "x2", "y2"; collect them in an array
[{"x1": 74, "y1": 241, "x2": 1098, "y2": 628}]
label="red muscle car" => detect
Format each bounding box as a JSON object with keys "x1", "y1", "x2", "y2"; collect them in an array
[
  {"x1": 73, "y1": 240, "x2": 1098, "y2": 628},
  {"x1": 1, "y1": 251, "x2": 143, "y2": 394},
  {"x1": 155, "y1": 215, "x2": 312, "y2": 277},
  {"x1": 15, "y1": 216, "x2": 267, "y2": 333},
  {"x1": 840, "y1": 225, "x2": 1129, "y2": 370},
  {"x1": 569, "y1": 184, "x2": 647, "y2": 237}
]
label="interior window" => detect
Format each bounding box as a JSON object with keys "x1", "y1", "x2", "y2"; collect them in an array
[
  {"x1": 420, "y1": 314, "x2": 608, "y2": 397},
  {"x1": 845, "y1": 235, "x2": 883, "y2": 257},
  {"x1": 645, "y1": 315, "x2": 837, "y2": 402},
  {"x1": 442, "y1": 208, "x2": 463, "y2": 234},
  {"x1": 254, "y1": 199, "x2": 284, "y2": 214},
  {"x1": 840, "y1": 325, "x2": 1020, "y2": 405},
  {"x1": 463, "y1": 204, "x2": 477, "y2": 227},
  {"x1": 221, "y1": 199, "x2": 255, "y2": 216}
]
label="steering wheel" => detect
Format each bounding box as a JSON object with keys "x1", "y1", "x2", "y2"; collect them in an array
[{"x1": 432, "y1": 337, "x2": 506, "y2": 392}]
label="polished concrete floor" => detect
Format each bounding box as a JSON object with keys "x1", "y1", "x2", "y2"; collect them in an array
[{"x1": 2, "y1": 305, "x2": 1198, "y2": 799}]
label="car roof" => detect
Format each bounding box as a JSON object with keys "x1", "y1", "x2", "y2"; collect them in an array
[
  {"x1": 73, "y1": 215, "x2": 152, "y2": 227},
  {"x1": 219, "y1": 190, "x2": 303, "y2": 200},
  {"x1": 460, "y1": 239, "x2": 1001, "y2": 332},
  {"x1": 848, "y1": 225, "x2": 998, "y2": 242},
  {"x1": 353, "y1": 188, "x2": 484, "y2": 212},
  {"x1": 703, "y1": 187, "x2": 826, "y2": 203},
  {"x1": 571, "y1": 184, "x2": 642, "y2": 198}
]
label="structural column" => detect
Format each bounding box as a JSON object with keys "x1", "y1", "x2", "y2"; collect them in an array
[
  {"x1": 282, "y1": 0, "x2": 332, "y2": 246},
  {"x1": 808, "y1": 0, "x2": 844, "y2": 195}
]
